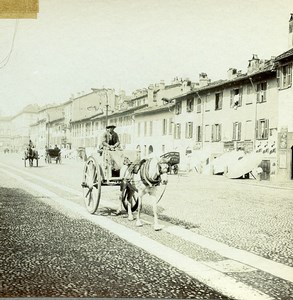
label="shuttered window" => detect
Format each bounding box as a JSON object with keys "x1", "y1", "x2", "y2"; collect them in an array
[
  {"x1": 215, "y1": 92, "x2": 223, "y2": 110},
  {"x1": 211, "y1": 124, "x2": 222, "y2": 142},
  {"x1": 278, "y1": 64, "x2": 292, "y2": 89},
  {"x1": 232, "y1": 122, "x2": 242, "y2": 141},
  {"x1": 256, "y1": 82, "x2": 267, "y2": 103},
  {"x1": 196, "y1": 126, "x2": 202, "y2": 142},
  {"x1": 230, "y1": 88, "x2": 243, "y2": 108},
  {"x1": 185, "y1": 122, "x2": 193, "y2": 139},
  {"x1": 256, "y1": 119, "x2": 269, "y2": 139}
]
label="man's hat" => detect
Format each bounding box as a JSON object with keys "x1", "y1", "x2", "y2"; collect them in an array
[{"x1": 106, "y1": 125, "x2": 116, "y2": 129}]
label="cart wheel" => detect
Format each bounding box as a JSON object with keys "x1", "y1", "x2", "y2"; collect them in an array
[
  {"x1": 36, "y1": 158, "x2": 38, "y2": 167},
  {"x1": 122, "y1": 189, "x2": 139, "y2": 212},
  {"x1": 173, "y1": 165, "x2": 179, "y2": 175},
  {"x1": 82, "y1": 156, "x2": 102, "y2": 214}
]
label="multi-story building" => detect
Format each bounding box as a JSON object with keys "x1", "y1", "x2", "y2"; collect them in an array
[
  {"x1": 10, "y1": 104, "x2": 39, "y2": 152},
  {"x1": 131, "y1": 79, "x2": 193, "y2": 157},
  {"x1": 171, "y1": 58, "x2": 278, "y2": 179},
  {"x1": 0, "y1": 116, "x2": 12, "y2": 153},
  {"x1": 5, "y1": 14, "x2": 293, "y2": 182},
  {"x1": 274, "y1": 13, "x2": 293, "y2": 180}
]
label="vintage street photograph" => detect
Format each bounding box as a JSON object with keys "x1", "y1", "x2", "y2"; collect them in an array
[{"x1": 0, "y1": 0, "x2": 292, "y2": 299}]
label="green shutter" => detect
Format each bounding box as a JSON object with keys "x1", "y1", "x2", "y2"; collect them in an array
[
  {"x1": 238, "y1": 122, "x2": 241, "y2": 140},
  {"x1": 230, "y1": 90, "x2": 233, "y2": 107},
  {"x1": 232, "y1": 122, "x2": 236, "y2": 140},
  {"x1": 264, "y1": 119, "x2": 269, "y2": 139}
]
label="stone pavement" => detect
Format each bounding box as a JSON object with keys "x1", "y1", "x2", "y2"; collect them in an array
[{"x1": 151, "y1": 170, "x2": 293, "y2": 268}]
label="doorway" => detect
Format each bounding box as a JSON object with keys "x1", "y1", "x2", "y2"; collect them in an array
[{"x1": 260, "y1": 160, "x2": 270, "y2": 181}]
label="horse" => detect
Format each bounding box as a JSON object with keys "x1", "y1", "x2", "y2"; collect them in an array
[
  {"x1": 118, "y1": 156, "x2": 170, "y2": 231},
  {"x1": 24, "y1": 146, "x2": 38, "y2": 167}
]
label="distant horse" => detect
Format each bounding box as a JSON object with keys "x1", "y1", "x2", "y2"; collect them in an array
[
  {"x1": 119, "y1": 157, "x2": 169, "y2": 231},
  {"x1": 24, "y1": 146, "x2": 38, "y2": 167}
]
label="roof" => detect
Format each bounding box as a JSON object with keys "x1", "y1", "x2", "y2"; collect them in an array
[
  {"x1": 22, "y1": 104, "x2": 40, "y2": 113},
  {"x1": 170, "y1": 61, "x2": 275, "y2": 101},
  {"x1": 134, "y1": 104, "x2": 174, "y2": 116},
  {"x1": 275, "y1": 48, "x2": 293, "y2": 61},
  {"x1": 0, "y1": 116, "x2": 12, "y2": 121}
]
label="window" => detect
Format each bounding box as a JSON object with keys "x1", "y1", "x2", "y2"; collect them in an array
[
  {"x1": 175, "y1": 102, "x2": 182, "y2": 114},
  {"x1": 230, "y1": 88, "x2": 243, "y2": 108},
  {"x1": 185, "y1": 122, "x2": 193, "y2": 139},
  {"x1": 196, "y1": 98, "x2": 202, "y2": 113},
  {"x1": 215, "y1": 92, "x2": 223, "y2": 110},
  {"x1": 162, "y1": 119, "x2": 167, "y2": 135},
  {"x1": 169, "y1": 118, "x2": 173, "y2": 135},
  {"x1": 137, "y1": 122, "x2": 141, "y2": 137},
  {"x1": 256, "y1": 82, "x2": 267, "y2": 103},
  {"x1": 174, "y1": 123, "x2": 181, "y2": 139},
  {"x1": 205, "y1": 96, "x2": 211, "y2": 111},
  {"x1": 256, "y1": 119, "x2": 269, "y2": 139},
  {"x1": 144, "y1": 121, "x2": 147, "y2": 136},
  {"x1": 204, "y1": 125, "x2": 210, "y2": 142},
  {"x1": 196, "y1": 125, "x2": 202, "y2": 142},
  {"x1": 245, "y1": 120, "x2": 253, "y2": 140},
  {"x1": 277, "y1": 64, "x2": 292, "y2": 89},
  {"x1": 232, "y1": 122, "x2": 241, "y2": 141},
  {"x1": 211, "y1": 124, "x2": 222, "y2": 142},
  {"x1": 149, "y1": 121, "x2": 153, "y2": 136},
  {"x1": 186, "y1": 98, "x2": 194, "y2": 112},
  {"x1": 246, "y1": 85, "x2": 253, "y2": 104}
]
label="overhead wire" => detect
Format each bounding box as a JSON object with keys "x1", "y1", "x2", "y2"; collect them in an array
[{"x1": 0, "y1": 19, "x2": 19, "y2": 69}]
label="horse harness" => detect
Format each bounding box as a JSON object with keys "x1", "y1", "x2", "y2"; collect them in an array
[{"x1": 139, "y1": 159, "x2": 162, "y2": 187}]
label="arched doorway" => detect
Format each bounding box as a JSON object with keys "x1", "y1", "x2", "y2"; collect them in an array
[{"x1": 148, "y1": 145, "x2": 153, "y2": 155}]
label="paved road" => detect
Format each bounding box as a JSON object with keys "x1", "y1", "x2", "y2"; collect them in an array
[
  {"x1": 1, "y1": 185, "x2": 229, "y2": 299},
  {"x1": 1, "y1": 153, "x2": 293, "y2": 299}
]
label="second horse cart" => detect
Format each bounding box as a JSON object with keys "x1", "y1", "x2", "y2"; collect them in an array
[
  {"x1": 81, "y1": 149, "x2": 140, "y2": 214},
  {"x1": 45, "y1": 148, "x2": 61, "y2": 164},
  {"x1": 160, "y1": 151, "x2": 180, "y2": 175}
]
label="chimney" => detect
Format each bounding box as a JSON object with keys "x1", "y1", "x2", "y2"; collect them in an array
[
  {"x1": 289, "y1": 13, "x2": 293, "y2": 49},
  {"x1": 148, "y1": 84, "x2": 155, "y2": 107},
  {"x1": 247, "y1": 54, "x2": 260, "y2": 74},
  {"x1": 199, "y1": 73, "x2": 210, "y2": 87},
  {"x1": 159, "y1": 80, "x2": 165, "y2": 90},
  {"x1": 227, "y1": 68, "x2": 237, "y2": 80}
]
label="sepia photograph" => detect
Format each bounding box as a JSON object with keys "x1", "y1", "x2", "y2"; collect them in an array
[{"x1": 0, "y1": 0, "x2": 293, "y2": 299}]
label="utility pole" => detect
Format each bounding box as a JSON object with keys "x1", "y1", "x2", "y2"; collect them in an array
[{"x1": 105, "y1": 93, "x2": 109, "y2": 127}]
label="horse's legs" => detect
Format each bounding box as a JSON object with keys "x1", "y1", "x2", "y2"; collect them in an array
[
  {"x1": 136, "y1": 192, "x2": 143, "y2": 227},
  {"x1": 127, "y1": 191, "x2": 134, "y2": 221},
  {"x1": 150, "y1": 190, "x2": 162, "y2": 231}
]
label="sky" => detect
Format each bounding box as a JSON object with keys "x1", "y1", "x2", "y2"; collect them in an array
[{"x1": 0, "y1": 0, "x2": 292, "y2": 116}]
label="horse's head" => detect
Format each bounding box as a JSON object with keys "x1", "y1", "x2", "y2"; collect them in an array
[
  {"x1": 147, "y1": 157, "x2": 169, "y2": 185},
  {"x1": 158, "y1": 158, "x2": 170, "y2": 185}
]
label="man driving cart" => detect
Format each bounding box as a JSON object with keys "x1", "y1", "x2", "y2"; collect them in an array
[{"x1": 100, "y1": 125, "x2": 120, "y2": 151}]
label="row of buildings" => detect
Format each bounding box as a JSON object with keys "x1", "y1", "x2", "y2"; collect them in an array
[{"x1": 1, "y1": 15, "x2": 293, "y2": 182}]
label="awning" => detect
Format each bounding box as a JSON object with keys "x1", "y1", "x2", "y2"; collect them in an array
[
  {"x1": 226, "y1": 152, "x2": 263, "y2": 179},
  {"x1": 213, "y1": 150, "x2": 245, "y2": 174}
]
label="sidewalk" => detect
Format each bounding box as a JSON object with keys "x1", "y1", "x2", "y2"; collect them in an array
[{"x1": 184, "y1": 170, "x2": 293, "y2": 190}]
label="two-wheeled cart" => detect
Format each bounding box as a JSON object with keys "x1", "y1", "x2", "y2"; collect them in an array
[
  {"x1": 45, "y1": 148, "x2": 61, "y2": 164},
  {"x1": 160, "y1": 151, "x2": 180, "y2": 175},
  {"x1": 81, "y1": 149, "x2": 140, "y2": 214}
]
